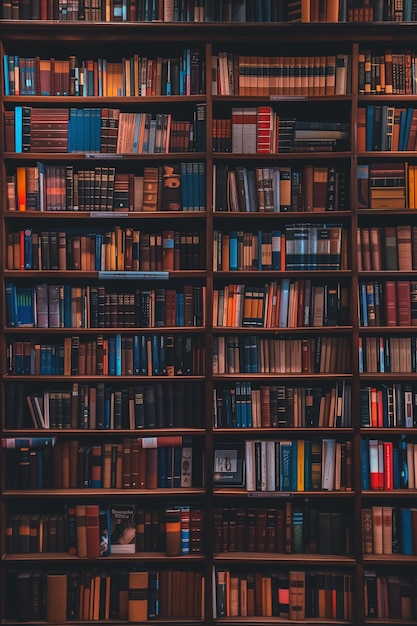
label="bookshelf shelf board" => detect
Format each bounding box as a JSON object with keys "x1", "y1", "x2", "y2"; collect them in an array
[{"x1": 2, "y1": 488, "x2": 206, "y2": 498}]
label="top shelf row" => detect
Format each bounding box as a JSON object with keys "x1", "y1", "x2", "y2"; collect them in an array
[{"x1": 3, "y1": 0, "x2": 417, "y2": 24}]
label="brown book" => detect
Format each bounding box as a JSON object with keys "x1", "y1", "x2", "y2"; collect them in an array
[
  {"x1": 86, "y1": 504, "x2": 100, "y2": 558},
  {"x1": 46, "y1": 573, "x2": 68, "y2": 622},
  {"x1": 397, "y1": 224, "x2": 413, "y2": 271},
  {"x1": 128, "y1": 571, "x2": 148, "y2": 622},
  {"x1": 145, "y1": 447, "x2": 158, "y2": 489},
  {"x1": 142, "y1": 167, "x2": 159, "y2": 211}
]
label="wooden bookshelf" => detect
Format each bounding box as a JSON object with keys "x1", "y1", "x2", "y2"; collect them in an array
[{"x1": 1, "y1": 14, "x2": 417, "y2": 626}]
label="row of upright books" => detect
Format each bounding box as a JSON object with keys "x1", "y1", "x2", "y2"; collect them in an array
[
  {"x1": 6, "y1": 503, "x2": 204, "y2": 558},
  {"x1": 7, "y1": 567, "x2": 204, "y2": 623},
  {"x1": 360, "y1": 382, "x2": 417, "y2": 428},
  {"x1": 213, "y1": 280, "x2": 349, "y2": 328},
  {"x1": 213, "y1": 381, "x2": 351, "y2": 428},
  {"x1": 362, "y1": 505, "x2": 417, "y2": 556},
  {"x1": 357, "y1": 224, "x2": 417, "y2": 271},
  {"x1": 214, "y1": 567, "x2": 354, "y2": 620},
  {"x1": 6, "y1": 502, "x2": 204, "y2": 556},
  {"x1": 213, "y1": 164, "x2": 349, "y2": 212},
  {"x1": 4, "y1": 50, "x2": 204, "y2": 97},
  {"x1": 5, "y1": 283, "x2": 205, "y2": 329},
  {"x1": 6, "y1": 381, "x2": 204, "y2": 430},
  {"x1": 214, "y1": 503, "x2": 352, "y2": 554},
  {"x1": 358, "y1": 105, "x2": 417, "y2": 152},
  {"x1": 212, "y1": 334, "x2": 351, "y2": 374},
  {"x1": 213, "y1": 52, "x2": 350, "y2": 96},
  {"x1": 4, "y1": 436, "x2": 201, "y2": 490},
  {"x1": 361, "y1": 437, "x2": 417, "y2": 490},
  {"x1": 5, "y1": 0, "x2": 417, "y2": 22},
  {"x1": 8, "y1": 163, "x2": 206, "y2": 212},
  {"x1": 359, "y1": 280, "x2": 417, "y2": 327},
  {"x1": 241, "y1": 437, "x2": 352, "y2": 492},
  {"x1": 363, "y1": 571, "x2": 417, "y2": 620},
  {"x1": 6, "y1": 334, "x2": 205, "y2": 376},
  {"x1": 7, "y1": 228, "x2": 204, "y2": 271},
  {"x1": 6, "y1": 105, "x2": 206, "y2": 154},
  {"x1": 213, "y1": 224, "x2": 345, "y2": 271},
  {"x1": 358, "y1": 335, "x2": 417, "y2": 373},
  {"x1": 358, "y1": 49, "x2": 417, "y2": 95},
  {"x1": 213, "y1": 113, "x2": 349, "y2": 153}
]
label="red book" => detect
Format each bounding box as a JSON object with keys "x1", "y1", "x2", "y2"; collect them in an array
[
  {"x1": 384, "y1": 281, "x2": 397, "y2": 326},
  {"x1": 86, "y1": 504, "x2": 100, "y2": 558},
  {"x1": 396, "y1": 281, "x2": 411, "y2": 326},
  {"x1": 138, "y1": 436, "x2": 183, "y2": 449},
  {"x1": 383, "y1": 441, "x2": 393, "y2": 490}
]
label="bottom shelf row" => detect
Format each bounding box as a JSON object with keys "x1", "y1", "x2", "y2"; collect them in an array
[{"x1": 5, "y1": 565, "x2": 417, "y2": 623}]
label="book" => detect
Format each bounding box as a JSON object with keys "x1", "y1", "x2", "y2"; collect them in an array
[{"x1": 109, "y1": 504, "x2": 136, "y2": 553}]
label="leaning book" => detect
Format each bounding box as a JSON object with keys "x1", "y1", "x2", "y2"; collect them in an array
[{"x1": 109, "y1": 504, "x2": 136, "y2": 554}]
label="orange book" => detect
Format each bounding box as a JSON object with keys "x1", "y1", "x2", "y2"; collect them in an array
[{"x1": 16, "y1": 167, "x2": 26, "y2": 211}]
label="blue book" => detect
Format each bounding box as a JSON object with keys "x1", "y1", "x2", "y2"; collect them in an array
[
  {"x1": 133, "y1": 334, "x2": 141, "y2": 374},
  {"x1": 64, "y1": 285, "x2": 71, "y2": 327},
  {"x1": 398, "y1": 440, "x2": 408, "y2": 487},
  {"x1": 360, "y1": 438, "x2": 370, "y2": 489},
  {"x1": 279, "y1": 441, "x2": 293, "y2": 491},
  {"x1": 393, "y1": 447, "x2": 400, "y2": 488},
  {"x1": 180, "y1": 162, "x2": 189, "y2": 210},
  {"x1": 115, "y1": 333, "x2": 122, "y2": 375},
  {"x1": 14, "y1": 106, "x2": 23, "y2": 153},
  {"x1": 3, "y1": 55, "x2": 10, "y2": 96},
  {"x1": 139, "y1": 335, "x2": 147, "y2": 375},
  {"x1": 229, "y1": 231, "x2": 238, "y2": 270},
  {"x1": 132, "y1": 113, "x2": 142, "y2": 153},
  {"x1": 158, "y1": 335, "x2": 166, "y2": 375},
  {"x1": 186, "y1": 161, "x2": 194, "y2": 210},
  {"x1": 291, "y1": 442, "x2": 298, "y2": 491},
  {"x1": 158, "y1": 447, "x2": 167, "y2": 487},
  {"x1": 365, "y1": 105, "x2": 374, "y2": 152},
  {"x1": 278, "y1": 278, "x2": 290, "y2": 327},
  {"x1": 360, "y1": 282, "x2": 368, "y2": 326},
  {"x1": 150, "y1": 334, "x2": 159, "y2": 375},
  {"x1": 398, "y1": 108, "x2": 408, "y2": 151},
  {"x1": 176, "y1": 293, "x2": 185, "y2": 326},
  {"x1": 400, "y1": 508, "x2": 413, "y2": 554},
  {"x1": 5, "y1": 283, "x2": 17, "y2": 327},
  {"x1": 403, "y1": 0, "x2": 412, "y2": 20},
  {"x1": 235, "y1": 381, "x2": 242, "y2": 427},
  {"x1": 245, "y1": 382, "x2": 252, "y2": 427},
  {"x1": 198, "y1": 162, "x2": 206, "y2": 210},
  {"x1": 248, "y1": 335, "x2": 258, "y2": 373},
  {"x1": 401, "y1": 107, "x2": 414, "y2": 151},
  {"x1": 271, "y1": 230, "x2": 281, "y2": 270},
  {"x1": 94, "y1": 233, "x2": 102, "y2": 270},
  {"x1": 192, "y1": 162, "x2": 199, "y2": 210}
]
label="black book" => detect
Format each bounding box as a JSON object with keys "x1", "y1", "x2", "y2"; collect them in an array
[
  {"x1": 155, "y1": 382, "x2": 165, "y2": 428},
  {"x1": 144, "y1": 385, "x2": 156, "y2": 428}
]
